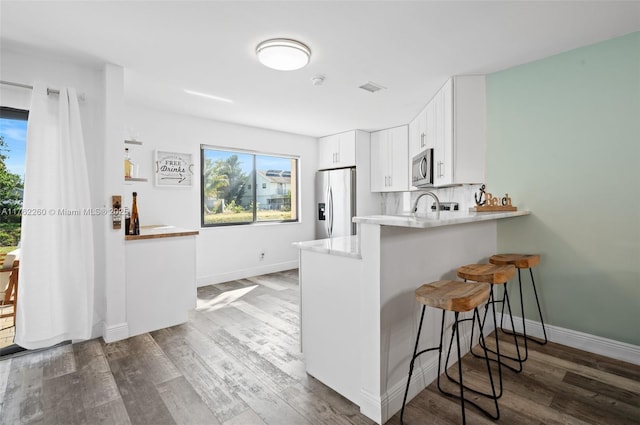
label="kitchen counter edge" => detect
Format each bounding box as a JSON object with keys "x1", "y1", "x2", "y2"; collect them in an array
[
  {"x1": 352, "y1": 210, "x2": 530, "y2": 228},
  {"x1": 293, "y1": 236, "x2": 361, "y2": 259},
  {"x1": 125, "y1": 225, "x2": 199, "y2": 241}
]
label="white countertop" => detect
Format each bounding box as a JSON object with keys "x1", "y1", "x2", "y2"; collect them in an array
[
  {"x1": 294, "y1": 210, "x2": 530, "y2": 258},
  {"x1": 293, "y1": 235, "x2": 361, "y2": 259},
  {"x1": 353, "y1": 210, "x2": 530, "y2": 228}
]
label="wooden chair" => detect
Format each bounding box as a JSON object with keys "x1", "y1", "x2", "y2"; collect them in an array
[{"x1": 0, "y1": 252, "x2": 19, "y2": 330}]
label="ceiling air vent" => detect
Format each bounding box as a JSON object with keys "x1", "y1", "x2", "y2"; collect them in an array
[{"x1": 359, "y1": 81, "x2": 386, "y2": 93}]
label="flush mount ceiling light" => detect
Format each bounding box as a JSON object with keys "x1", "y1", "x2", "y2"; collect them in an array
[{"x1": 256, "y1": 38, "x2": 311, "y2": 71}]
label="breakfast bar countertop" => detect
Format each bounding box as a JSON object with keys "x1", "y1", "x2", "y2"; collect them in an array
[{"x1": 352, "y1": 210, "x2": 530, "y2": 228}]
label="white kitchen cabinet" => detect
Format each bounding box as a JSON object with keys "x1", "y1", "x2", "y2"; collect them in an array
[
  {"x1": 318, "y1": 130, "x2": 356, "y2": 170},
  {"x1": 370, "y1": 125, "x2": 409, "y2": 192},
  {"x1": 408, "y1": 107, "x2": 429, "y2": 157},
  {"x1": 432, "y1": 76, "x2": 486, "y2": 187}
]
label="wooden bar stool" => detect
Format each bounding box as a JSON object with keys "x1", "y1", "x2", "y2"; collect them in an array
[
  {"x1": 400, "y1": 280, "x2": 499, "y2": 424},
  {"x1": 457, "y1": 263, "x2": 524, "y2": 376},
  {"x1": 490, "y1": 254, "x2": 548, "y2": 361}
]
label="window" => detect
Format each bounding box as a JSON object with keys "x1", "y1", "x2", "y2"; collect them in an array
[
  {"x1": 0, "y1": 107, "x2": 28, "y2": 254},
  {"x1": 201, "y1": 146, "x2": 299, "y2": 226}
]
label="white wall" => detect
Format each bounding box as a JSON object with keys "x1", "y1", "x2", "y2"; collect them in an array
[
  {"x1": 1, "y1": 45, "x2": 317, "y2": 344},
  {"x1": 0, "y1": 47, "x2": 107, "y2": 338},
  {"x1": 123, "y1": 104, "x2": 317, "y2": 285}
]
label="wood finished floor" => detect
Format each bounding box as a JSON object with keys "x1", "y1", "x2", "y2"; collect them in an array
[{"x1": 0, "y1": 269, "x2": 638, "y2": 425}]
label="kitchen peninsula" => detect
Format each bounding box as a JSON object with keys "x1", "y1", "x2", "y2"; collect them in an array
[
  {"x1": 125, "y1": 225, "x2": 199, "y2": 338},
  {"x1": 295, "y1": 210, "x2": 529, "y2": 424}
]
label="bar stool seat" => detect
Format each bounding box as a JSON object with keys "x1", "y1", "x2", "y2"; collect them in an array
[
  {"x1": 401, "y1": 280, "x2": 499, "y2": 424},
  {"x1": 457, "y1": 263, "x2": 516, "y2": 284},
  {"x1": 415, "y1": 280, "x2": 492, "y2": 312},
  {"x1": 490, "y1": 253, "x2": 540, "y2": 269},
  {"x1": 457, "y1": 263, "x2": 524, "y2": 375},
  {"x1": 490, "y1": 254, "x2": 548, "y2": 360}
]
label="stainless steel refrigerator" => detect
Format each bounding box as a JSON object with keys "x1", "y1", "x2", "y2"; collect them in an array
[{"x1": 315, "y1": 167, "x2": 356, "y2": 239}]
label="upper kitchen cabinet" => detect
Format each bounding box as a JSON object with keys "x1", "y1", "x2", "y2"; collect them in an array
[
  {"x1": 317, "y1": 130, "x2": 356, "y2": 170},
  {"x1": 371, "y1": 125, "x2": 409, "y2": 192},
  {"x1": 408, "y1": 101, "x2": 435, "y2": 158},
  {"x1": 432, "y1": 76, "x2": 486, "y2": 187}
]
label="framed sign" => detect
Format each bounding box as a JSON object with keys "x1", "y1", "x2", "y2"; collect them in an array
[{"x1": 155, "y1": 150, "x2": 194, "y2": 187}]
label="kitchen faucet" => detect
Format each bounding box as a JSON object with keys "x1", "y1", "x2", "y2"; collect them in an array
[{"x1": 412, "y1": 191, "x2": 440, "y2": 217}]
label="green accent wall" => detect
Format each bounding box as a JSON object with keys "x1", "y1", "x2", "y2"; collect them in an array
[{"x1": 486, "y1": 32, "x2": 640, "y2": 345}]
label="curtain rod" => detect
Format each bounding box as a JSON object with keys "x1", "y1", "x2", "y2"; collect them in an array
[{"x1": 0, "y1": 79, "x2": 86, "y2": 100}]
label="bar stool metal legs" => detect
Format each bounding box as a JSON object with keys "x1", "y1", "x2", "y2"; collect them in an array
[
  {"x1": 400, "y1": 305, "x2": 443, "y2": 423},
  {"x1": 457, "y1": 263, "x2": 524, "y2": 375},
  {"x1": 400, "y1": 280, "x2": 498, "y2": 425},
  {"x1": 442, "y1": 308, "x2": 501, "y2": 413},
  {"x1": 490, "y1": 254, "x2": 548, "y2": 362},
  {"x1": 475, "y1": 282, "x2": 524, "y2": 373}
]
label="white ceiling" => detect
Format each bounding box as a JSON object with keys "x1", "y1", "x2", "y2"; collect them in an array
[{"x1": 1, "y1": 1, "x2": 639, "y2": 137}]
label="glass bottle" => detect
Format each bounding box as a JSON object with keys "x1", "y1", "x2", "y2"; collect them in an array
[
  {"x1": 124, "y1": 148, "x2": 132, "y2": 179},
  {"x1": 130, "y1": 192, "x2": 140, "y2": 235}
]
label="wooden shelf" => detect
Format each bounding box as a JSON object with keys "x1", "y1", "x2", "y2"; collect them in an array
[
  {"x1": 124, "y1": 140, "x2": 143, "y2": 145},
  {"x1": 124, "y1": 177, "x2": 148, "y2": 182},
  {"x1": 469, "y1": 205, "x2": 517, "y2": 212}
]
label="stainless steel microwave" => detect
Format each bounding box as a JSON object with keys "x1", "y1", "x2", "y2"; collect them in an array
[{"x1": 412, "y1": 148, "x2": 434, "y2": 187}]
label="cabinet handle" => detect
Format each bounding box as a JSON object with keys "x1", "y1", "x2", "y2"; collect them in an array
[
  {"x1": 437, "y1": 161, "x2": 444, "y2": 178},
  {"x1": 389, "y1": 176, "x2": 392, "y2": 187},
  {"x1": 421, "y1": 133, "x2": 425, "y2": 148}
]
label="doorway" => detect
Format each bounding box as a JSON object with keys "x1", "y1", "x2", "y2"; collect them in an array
[{"x1": 0, "y1": 106, "x2": 28, "y2": 355}]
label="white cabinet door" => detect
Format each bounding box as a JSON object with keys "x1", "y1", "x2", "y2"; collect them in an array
[
  {"x1": 434, "y1": 79, "x2": 453, "y2": 186},
  {"x1": 370, "y1": 130, "x2": 387, "y2": 192},
  {"x1": 409, "y1": 107, "x2": 428, "y2": 158},
  {"x1": 425, "y1": 100, "x2": 436, "y2": 150},
  {"x1": 409, "y1": 115, "x2": 420, "y2": 157},
  {"x1": 388, "y1": 125, "x2": 409, "y2": 191},
  {"x1": 318, "y1": 131, "x2": 356, "y2": 169},
  {"x1": 370, "y1": 126, "x2": 408, "y2": 192},
  {"x1": 318, "y1": 134, "x2": 337, "y2": 170},
  {"x1": 337, "y1": 131, "x2": 356, "y2": 167}
]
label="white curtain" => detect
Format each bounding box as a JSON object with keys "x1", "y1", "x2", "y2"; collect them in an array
[{"x1": 16, "y1": 82, "x2": 94, "y2": 349}]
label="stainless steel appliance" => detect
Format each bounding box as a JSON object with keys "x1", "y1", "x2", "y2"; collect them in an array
[
  {"x1": 411, "y1": 148, "x2": 434, "y2": 188},
  {"x1": 316, "y1": 168, "x2": 356, "y2": 239}
]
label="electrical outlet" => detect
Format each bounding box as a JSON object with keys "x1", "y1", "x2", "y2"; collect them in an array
[{"x1": 259, "y1": 251, "x2": 265, "y2": 260}]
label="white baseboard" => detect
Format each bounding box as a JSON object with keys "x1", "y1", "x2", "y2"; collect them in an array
[
  {"x1": 497, "y1": 313, "x2": 640, "y2": 366},
  {"x1": 359, "y1": 389, "x2": 383, "y2": 424},
  {"x1": 102, "y1": 322, "x2": 129, "y2": 343},
  {"x1": 196, "y1": 260, "x2": 298, "y2": 287}
]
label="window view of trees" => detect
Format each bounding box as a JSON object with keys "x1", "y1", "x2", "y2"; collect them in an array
[
  {"x1": 201, "y1": 147, "x2": 298, "y2": 226},
  {"x1": 0, "y1": 110, "x2": 27, "y2": 254}
]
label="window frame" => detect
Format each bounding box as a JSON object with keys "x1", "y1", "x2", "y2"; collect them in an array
[{"x1": 200, "y1": 144, "x2": 300, "y2": 228}]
